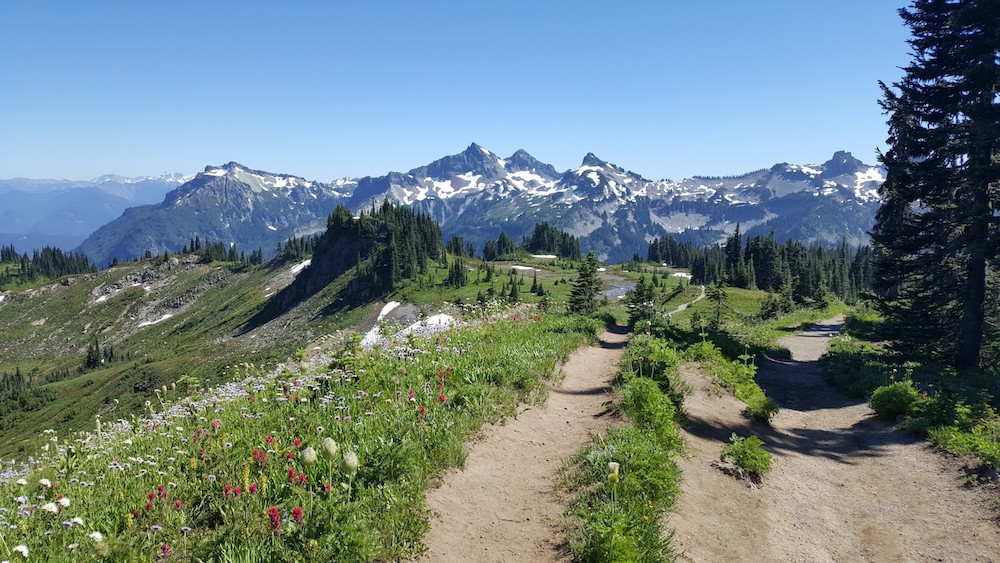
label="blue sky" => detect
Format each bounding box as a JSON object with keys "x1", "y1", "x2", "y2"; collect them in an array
[{"x1": 0, "y1": 1, "x2": 911, "y2": 181}]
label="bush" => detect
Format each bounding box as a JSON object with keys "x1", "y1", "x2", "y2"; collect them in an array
[
  {"x1": 870, "y1": 381, "x2": 920, "y2": 419},
  {"x1": 720, "y1": 433, "x2": 773, "y2": 477}
]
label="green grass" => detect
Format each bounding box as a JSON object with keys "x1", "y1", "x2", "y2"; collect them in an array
[
  {"x1": 0, "y1": 256, "x2": 374, "y2": 458},
  {"x1": 0, "y1": 305, "x2": 598, "y2": 561},
  {"x1": 563, "y1": 334, "x2": 685, "y2": 563}
]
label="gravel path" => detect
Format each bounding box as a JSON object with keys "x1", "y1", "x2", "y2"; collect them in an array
[{"x1": 668, "y1": 317, "x2": 1000, "y2": 562}]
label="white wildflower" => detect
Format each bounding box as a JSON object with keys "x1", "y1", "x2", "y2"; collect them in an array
[
  {"x1": 41, "y1": 502, "x2": 58, "y2": 513},
  {"x1": 320, "y1": 438, "x2": 338, "y2": 460},
  {"x1": 89, "y1": 531, "x2": 104, "y2": 542},
  {"x1": 342, "y1": 451, "x2": 359, "y2": 476}
]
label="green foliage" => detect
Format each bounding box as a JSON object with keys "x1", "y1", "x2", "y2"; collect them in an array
[
  {"x1": 682, "y1": 341, "x2": 777, "y2": 422},
  {"x1": 870, "y1": 381, "x2": 921, "y2": 419},
  {"x1": 0, "y1": 306, "x2": 596, "y2": 561},
  {"x1": 650, "y1": 232, "x2": 872, "y2": 305},
  {"x1": 619, "y1": 378, "x2": 684, "y2": 453},
  {"x1": 927, "y1": 420, "x2": 1000, "y2": 469},
  {"x1": 872, "y1": 0, "x2": 998, "y2": 369},
  {"x1": 624, "y1": 275, "x2": 656, "y2": 326},
  {"x1": 522, "y1": 222, "x2": 581, "y2": 259},
  {"x1": 823, "y1": 309, "x2": 1000, "y2": 470},
  {"x1": 621, "y1": 335, "x2": 685, "y2": 409},
  {"x1": 568, "y1": 253, "x2": 602, "y2": 314},
  {"x1": 720, "y1": 433, "x2": 773, "y2": 478}
]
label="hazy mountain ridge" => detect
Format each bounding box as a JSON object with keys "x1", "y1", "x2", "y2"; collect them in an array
[
  {"x1": 62, "y1": 145, "x2": 883, "y2": 265},
  {"x1": 0, "y1": 173, "x2": 189, "y2": 251}
]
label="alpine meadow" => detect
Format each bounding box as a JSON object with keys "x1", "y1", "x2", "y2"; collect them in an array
[{"x1": 0, "y1": 1, "x2": 999, "y2": 562}]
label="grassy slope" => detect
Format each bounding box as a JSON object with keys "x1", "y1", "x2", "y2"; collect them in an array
[{"x1": 0, "y1": 256, "x2": 374, "y2": 457}]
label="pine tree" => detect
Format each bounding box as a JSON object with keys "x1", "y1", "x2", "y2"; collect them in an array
[
  {"x1": 568, "y1": 253, "x2": 601, "y2": 314},
  {"x1": 872, "y1": 0, "x2": 1000, "y2": 369}
]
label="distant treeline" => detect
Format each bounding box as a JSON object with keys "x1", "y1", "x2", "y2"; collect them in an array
[
  {"x1": 649, "y1": 225, "x2": 874, "y2": 304},
  {"x1": 0, "y1": 245, "x2": 96, "y2": 285}
]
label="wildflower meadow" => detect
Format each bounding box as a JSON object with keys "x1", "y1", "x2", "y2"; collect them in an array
[{"x1": 0, "y1": 304, "x2": 602, "y2": 561}]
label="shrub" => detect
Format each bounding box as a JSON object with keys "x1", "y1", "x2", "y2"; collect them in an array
[
  {"x1": 720, "y1": 433, "x2": 773, "y2": 477},
  {"x1": 870, "y1": 381, "x2": 920, "y2": 419}
]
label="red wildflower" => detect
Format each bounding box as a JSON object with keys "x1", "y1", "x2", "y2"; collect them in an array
[
  {"x1": 145, "y1": 502, "x2": 153, "y2": 511},
  {"x1": 287, "y1": 468, "x2": 296, "y2": 483},
  {"x1": 175, "y1": 500, "x2": 182, "y2": 511},
  {"x1": 249, "y1": 483, "x2": 258, "y2": 494},
  {"x1": 439, "y1": 393, "x2": 446, "y2": 403},
  {"x1": 211, "y1": 419, "x2": 220, "y2": 432},
  {"x1": 162, "y1": 543, "x2": 171, "y2": 557},
  {"x1": 294, "y1": 438, "x2": 302, "y2": 449},
  {"x1": 286, "y1": 452, "x2": 294, "y2": 460},
  {"x1": 324, "y1": 483, "x2": 332, "y2": 493},
  {"x1": 148, "y1": 491, "x2": 155, "y2": 501},
  {"x1": 266, "y1": 435, "x2": 274, "y2": 446},
  {"x1": 158, "y1": 484, "x2": 166, "y2": 498},
  {"x1": 297, "y1": 472, "x2": 306, "y2": 486},
  {"x1": 292, "y1": 506, "x2": 303, "y2": 523},
  {"x1": 268, "y1": 507, "x2": 281, "y2": 533},
  {"x1": 224, "y1": 484, "x2": 232, "y2": 498},
  {"x1": 133, "y1": 509, "x2": 140, "y2": 518},
  {"x1": 234, "y1": 486, "x2": 242, "y2": 497}
]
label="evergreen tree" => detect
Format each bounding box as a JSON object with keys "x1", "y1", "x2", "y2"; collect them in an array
[
  {"x1": 872, "y1": 0, "x2": 1000, "y2": 369},
  {"x1": 568, "y1": 253, "x2": 601, "y2": 314}
]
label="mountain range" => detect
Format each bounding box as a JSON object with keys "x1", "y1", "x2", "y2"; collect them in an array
[
  {"x1": 0, "y1": 173, "x2": 188, "y2": 251},
  {"x1": 63, "y1": 145, "x2": 884, "y2": 266}
]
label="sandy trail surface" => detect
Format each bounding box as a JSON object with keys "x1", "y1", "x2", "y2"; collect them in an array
[
  {"x1": 669, "y1": 317, "x2": 1000, "y2": 562},
  {"x1": 418, "y1": 327, "x2": 630, "y2": 562}
]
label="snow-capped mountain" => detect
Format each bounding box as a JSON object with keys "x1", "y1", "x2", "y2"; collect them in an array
[
  {"x1": 342, "y1": 144, "x2": 884, "y2": 261},
  {"x1": 75, "y1": 162, "x2": 346, "y2": 266},
  {"x1": 70, "y1": 145, "x2": 884, "y2": 266}
]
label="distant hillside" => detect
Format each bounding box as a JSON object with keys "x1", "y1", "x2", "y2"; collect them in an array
[{"x1": 0, "y1": 173, "x2": 185, "y2": 250}]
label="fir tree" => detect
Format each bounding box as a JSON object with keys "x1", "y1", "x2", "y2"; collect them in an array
[
  {"x1": 568, "y1": 253, "x2": 601, "y2": 314},
  {"x1": 872, "y1": 0, "x2": 1000, "y2": 368}
]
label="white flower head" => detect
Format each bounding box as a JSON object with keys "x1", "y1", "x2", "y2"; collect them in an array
[
  {"x1": 89, "y1": 531, "x2": 104, "y2": 542},
  {"x1": 38, "y1": 478, "x2": 51, "y2": 488},
  {"x1": 71, "y1": 516, "x2": 84, "y2": 526},
  {"x1": 14, "y1": 544, "x2": 29, "y2": 557},
  {"x1": 301, "y1": 447, "x2": 317, "y2": 467},
  {"x1": 320, "y1": 438, "x2": 338, "y2": 461},
  {"x1": 15, "y1": 478, "x2": 27, "y2": 486},
  {"x1": 57, "y1": 497, "x2": 71, "y2": 508},
  {"x1": 342, "y1": 450, "x2": 359, "y2": 476},
  {"x1": 41, "y1": 502, "x2": 59, "y2": 513}
]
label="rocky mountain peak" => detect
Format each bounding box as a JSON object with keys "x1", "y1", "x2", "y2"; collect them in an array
[
  {"x1": 581, "y1": 152, "x2": 607, "y2": 167},
  {"x1": 504, "y1": 149, "x2": 560, "y2": 179},
  {"x1": 407, "y1": 143, "x2": 506, "y2": 181},
  {"x1": 821, "y1": 150, "x2": 866, "y2": 178}
]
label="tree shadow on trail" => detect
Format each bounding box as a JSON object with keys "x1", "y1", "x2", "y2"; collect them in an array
[
  {"x1": 597, "y1": 325, "x2": 630, "y2": 350},
  {"x1": 755, "y1": 359, "x2": 863, "y2": 411},
  {"x1": 682, "y1": 406, "x2": 926, "y2": 465}
]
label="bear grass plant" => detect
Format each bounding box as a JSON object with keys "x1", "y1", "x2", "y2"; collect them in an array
[{"x1": 565, "y1": 335, "x2": 685, "y2": 563}]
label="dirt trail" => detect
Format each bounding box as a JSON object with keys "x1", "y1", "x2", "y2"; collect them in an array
[
  {"x1": 418, "y1": 328, "x2": 630, "y2": 562},
  {"x1": 669, "y1": 317, "x2": 1000, "y2": 562}
]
